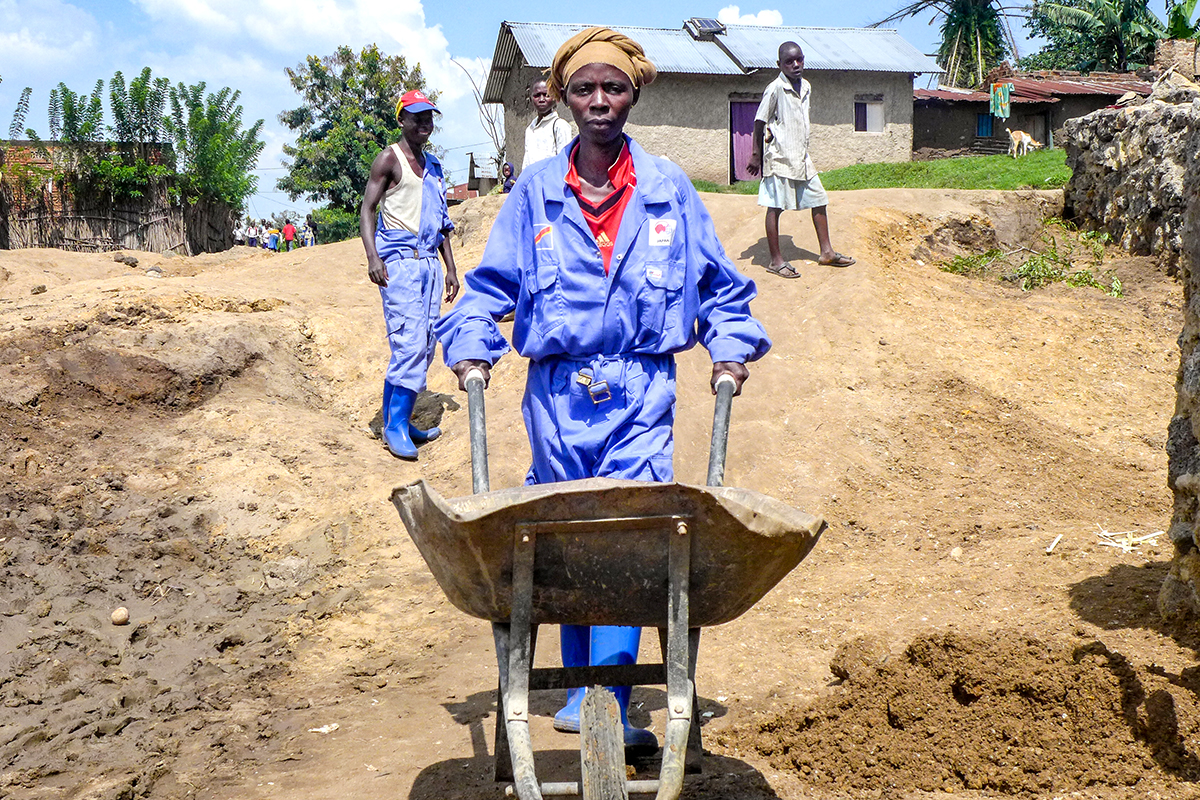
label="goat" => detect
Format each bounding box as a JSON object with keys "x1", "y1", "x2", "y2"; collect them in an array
[{"x1": 1007, "y1": 129, "x2": 1043, "y2": 158}]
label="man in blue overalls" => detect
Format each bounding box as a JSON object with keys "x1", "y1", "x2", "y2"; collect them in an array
[
  {"x1": 435, "y1": 28, "x2": 771, "y2": 752},
  {"x1": 360, "y1": 89, "x2": 460, "y2": 460}
]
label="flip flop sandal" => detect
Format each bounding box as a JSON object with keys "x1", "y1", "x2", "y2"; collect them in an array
[
  {"x1": 764, "y1": 262, "x2": 801, "y2": 279},
  {"x1": 819, "y1": 253, "x2": 856, "y2": 267}
]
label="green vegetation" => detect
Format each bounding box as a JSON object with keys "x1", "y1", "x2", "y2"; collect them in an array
[
  {"x1": 819, "y1": 149, "x2": 1071, "y2": 191},
  {"x1": 691, "y1": 179, "x2": 760, "y2": 195},
  {"x1": 312, "y1": 207, "x2": 360, "y2": 243},
  {"x1": 163, "y1": 81, "x2": 264, "y2": 208},
  {"x1": 691, "y1": 151, "x2": 1067, "y2": 195},
  {"x1": 878, "y1": 0, "x2": 1193, "y2": 83},
  {"x1": 1027, "y1": 0, "x2": 1165, "y2": 72},
  {"x1": 4, "y1": 68, "x2": 263, "y2": 211},
  {"x1": 940, "y1": 218, "x2": 1122, "y2": 297},
  {"x1": 875, "y1": 0, "x2": 1014, "y2": 88},
  {"x1": 277, "y1": 44, "x2": 436, "y2": 213}
]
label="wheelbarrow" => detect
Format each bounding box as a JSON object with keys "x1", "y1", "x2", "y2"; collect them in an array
[{"x1": 391, "y1": 371, "x2": 825, "y2": 800}]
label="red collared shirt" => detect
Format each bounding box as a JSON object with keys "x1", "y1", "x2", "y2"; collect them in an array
[{"x1": 564, "y1": 143, "x2": 637, "y2": 274}]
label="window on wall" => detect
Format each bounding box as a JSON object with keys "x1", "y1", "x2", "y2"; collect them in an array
[
  {"x1": 977, "y1": 113, "x2": 994, "y2": 137},
  {"x1": 853, "y1": 94, "x2": 884, "y2": 132}
]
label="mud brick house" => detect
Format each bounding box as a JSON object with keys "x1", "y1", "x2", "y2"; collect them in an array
[
  {"x1": 913, "y1": 68, "x2": 1152, "y2": 154},
  {"x1": 484, "y1": 19, "x2": 942, "y2": 184}
]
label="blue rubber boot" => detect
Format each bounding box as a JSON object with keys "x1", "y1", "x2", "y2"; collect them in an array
[
  {"x1": 409, "y1": 418, "x2": 441, "y2": 443},
  {"x1": 381, "y1": 381, "x2": 394, "y2": 428},
  {"x1": 385, "y1": 382, "x2": 439, "y2": 443},
  {"x1": 383, "y1": 385, "x2": 418, "y2": 460},
  {"x1": 592, "y1": 626, "x2": 658, "y2": 751},
  {"x1": 553, "y1": 624, "x2": 590, "y2": 733}
]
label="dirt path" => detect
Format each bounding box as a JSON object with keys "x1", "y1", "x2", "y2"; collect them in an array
[{"x1": 1, "y1": 188, "x2": 1193, "y2": 800}]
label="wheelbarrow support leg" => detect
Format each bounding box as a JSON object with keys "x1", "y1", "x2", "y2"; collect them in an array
[
  {"x1": 493, "y1": 622, "x2": 538, "y2": 783},
  {"x1": 656, "y1": 519, "x2": 693, "y2": 800},
  {"x1": 497, "y1": 524, "x2": 543, "y2": 800}
]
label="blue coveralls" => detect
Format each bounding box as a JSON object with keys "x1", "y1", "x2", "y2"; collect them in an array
[
  {"x1": 377, "y1": 152, "x2": 454, "y2": 392},
  {"x1": 434, "y1": 135, "x2": 770, "y2": 727}
]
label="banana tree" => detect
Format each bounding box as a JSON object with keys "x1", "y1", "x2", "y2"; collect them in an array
[
  {"x1": 1165, "y1": 0, "x2": 1200, "y2": 38},
  {"x1": 1037, "y1": 0, "x2": 1166, "y2": 71}
]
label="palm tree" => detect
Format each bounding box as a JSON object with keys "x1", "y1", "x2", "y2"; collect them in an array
[
  {"x1": 873, "y1": 0, "x2": 1022, "y2": 87},
  {"x1": 1036, "y1": 0, "x2": 1165, "y2": 71}
]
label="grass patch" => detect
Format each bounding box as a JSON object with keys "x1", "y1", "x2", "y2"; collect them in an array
[
  {"x1": 693, "y1": 150, "x2": 1068, "y2": 195},
  {"x1": 692, "y1": 179, "x2": 761, "y2": 195},
  {"x1": 939, "y1": 218, "x2": 1121, "y2": 297},
  {"x1": 821, "y1": 148, "x2": 1070, "y2": 191}
]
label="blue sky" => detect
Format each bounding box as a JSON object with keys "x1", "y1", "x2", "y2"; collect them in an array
[{"x1": 0, "y1": 0, "x2": 1036, "y2": 220}]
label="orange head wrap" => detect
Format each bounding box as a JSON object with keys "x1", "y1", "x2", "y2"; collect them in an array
[{"x1": 548, "y1": 26, "x2": 657, "y2": 101}]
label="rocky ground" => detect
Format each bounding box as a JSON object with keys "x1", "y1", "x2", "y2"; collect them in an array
[{"x1": 0, "y1": 188, "x2": 1193, "y2": 800}]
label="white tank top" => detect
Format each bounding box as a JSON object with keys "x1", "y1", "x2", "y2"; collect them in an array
[{"x1": 379, "y1": 143, "x2": 424, "y2": 234}]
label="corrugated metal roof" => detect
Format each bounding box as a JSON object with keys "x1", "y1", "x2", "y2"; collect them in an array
[
  {"x1": 483, "y1": 20, "x2": 942, "y2": 101},
  {"x1": 719, "y1": 25, "x2": 944, "y2": 74},
  {"x1": 1008, "y1": 75, "x2": 1151, "y2": 98},
  {"x1": 914, "y1": 87, "x2": 1054, "y2": 104},
  {"x1": 508, "y1": 21, "x2": 741, "y2": 74},
  {"x1": 913, "y1": 72, "x2": 1151, "y2": 105}
]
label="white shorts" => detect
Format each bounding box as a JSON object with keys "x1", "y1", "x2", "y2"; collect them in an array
[{"x1": 757, "y1": 173, "x2": 829, "y2": 211}]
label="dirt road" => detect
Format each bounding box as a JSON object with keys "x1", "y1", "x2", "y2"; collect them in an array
[{"x1": 1, "y1": 188, "x2": 1193, "y2": 800}]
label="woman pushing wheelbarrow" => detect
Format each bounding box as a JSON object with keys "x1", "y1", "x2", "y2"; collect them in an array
[{"x1": 434, "y1": 26, "x2": 772, "y2": 755}]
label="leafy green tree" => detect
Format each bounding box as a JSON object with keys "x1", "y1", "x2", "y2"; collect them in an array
[
  {"x1": 874, "y1": 0, "x2": 1016, "y2": 87},
  {"x1": 8, "y1": 87, "x2": 32, "y2": 139},
  {"x1": 277, "y1": 44, "x2": 436, "y2": 212},
  {"x1": 164, "y1": 81, "x2": 265, "y2": 211},
  {"x1": 1029, "y1": 0, "x2": 1165, "y2": 72},
  {"x1": 49, "y1": 80, "x2": 106, "y2": 142},
  {"x1": 109, "y1": 68, "x2": 170, "y2": 144}
]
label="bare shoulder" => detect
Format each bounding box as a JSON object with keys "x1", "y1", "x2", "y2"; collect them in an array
[{"x1": 372, "y1": 144, "x2": 402, "y2": 175}]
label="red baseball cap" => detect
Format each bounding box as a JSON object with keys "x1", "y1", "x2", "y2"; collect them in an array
[{"x1": 396, "y1": 89, "x2": 439, "y2": 117}]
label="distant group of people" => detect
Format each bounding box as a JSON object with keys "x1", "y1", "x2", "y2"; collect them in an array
[{"x1": 237, "y1": 215, "x2": 318, "y2": 251}]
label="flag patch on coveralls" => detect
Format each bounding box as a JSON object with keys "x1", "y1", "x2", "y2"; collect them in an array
[
  {"x1": 534, "y1": 224, "x2": 554, "y2": 250},
  {"x1": 649, "y1": 219, "x2": 676, "y2": 247}
]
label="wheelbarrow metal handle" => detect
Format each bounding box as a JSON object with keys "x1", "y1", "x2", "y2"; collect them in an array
[
  {"x1": 706, "y1": 374, "x2": 736, "y2": 487},
  {"x1": 466, "y1": 369, "x2": 490, "y2": 494}
]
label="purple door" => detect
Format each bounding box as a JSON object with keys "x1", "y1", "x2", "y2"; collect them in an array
[{"x1": 730, "y1": 101, "x2": 758, "y2": 182}]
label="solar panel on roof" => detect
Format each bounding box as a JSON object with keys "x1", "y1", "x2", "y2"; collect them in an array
[{"x1": 685, "y1": 17, "x2": 726, "y2": 39}]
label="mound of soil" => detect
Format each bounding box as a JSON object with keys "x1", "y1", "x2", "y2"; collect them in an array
[{"x1": 724, "y1": 630, "x2": 1200, "y2": 795}]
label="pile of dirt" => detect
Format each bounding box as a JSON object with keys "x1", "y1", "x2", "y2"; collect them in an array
[{"x1": 722, "y1": 630, "x2": 1200, "y2": 795}]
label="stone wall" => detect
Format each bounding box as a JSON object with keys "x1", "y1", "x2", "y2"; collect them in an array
[
  {"x1": 1062, "y1": 73, "x2": 1200, "y2": 261},
  {"x1": 1157, "y1": 39, "x2": 1198, "y2": 80},
  {"x1": 1162, "y1": 99, "x2": 1200, "y2": 620},
  {"x1": 1062, "y1": 71, "x2": 1200, "y2": 619}
]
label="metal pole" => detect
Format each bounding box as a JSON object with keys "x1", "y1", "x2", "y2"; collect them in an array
[
  {"x1": 466, "y1": 368, "x2": 490, "y2": 494},
  {"x1": 705, "y1": 374, "x2": 736, "y2": 487}
]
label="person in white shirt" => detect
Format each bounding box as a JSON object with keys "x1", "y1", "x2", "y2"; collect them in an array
[
  {"x1": 522, "y1": 78, "x2": 573, "y2": 170},
  {"x1": 747, "y1": 41, "x2": 855, "y2": 278}
]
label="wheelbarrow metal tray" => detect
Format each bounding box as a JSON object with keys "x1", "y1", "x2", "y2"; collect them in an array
[{"x1": 391, "y1": 478, "x2": 825, "y2": 628}]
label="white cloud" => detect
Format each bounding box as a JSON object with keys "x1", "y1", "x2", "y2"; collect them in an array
[
  {"x1": 134, "y1": 0, "x2": 237, "y2": 32},
  {"x1": 717, "y1": 6, "x2": 784, "y2": 26},
  {"x1": 0, "y1": 0, "x2": 99, "y2": 73}
]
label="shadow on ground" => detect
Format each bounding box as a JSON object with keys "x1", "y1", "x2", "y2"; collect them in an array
[
  {"x1": 1069, "y1": 560, "x2": 1200, "y2": 654},
  {"x1": 411, "y1": 687, "x2": 764, "y2": 799},
  {"x1": 738, "y1": 234, "x2": 819, "y2": 269}
]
